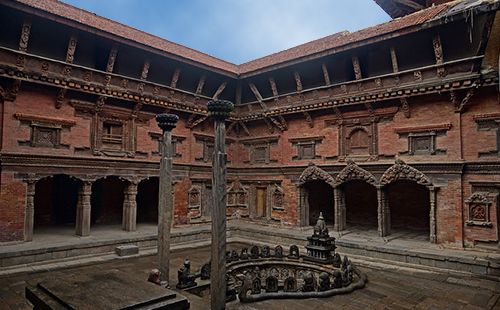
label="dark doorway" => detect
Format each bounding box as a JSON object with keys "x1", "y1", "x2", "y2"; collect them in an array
[
  {"x1": 90, "y1": 176, "x2": 126, "y2": 225},
  {"x1": 343, "y1": 180, "x2": 377, "y2": 228},
  {"x1": 34, "y1": 175, "x2": 79, "y2": 229},
  {"x1": 137, "y1": 177, "x2": 159, "y2": 224},
  {"x1": 305, "y1": 180, "x2": 334, "y2": 226},
  {"x1": 387, "y1": 180, "x2": 430, "y2": 231},
  {"x1": 255, "y1": 187, "x2": 267, "y2": 218}
]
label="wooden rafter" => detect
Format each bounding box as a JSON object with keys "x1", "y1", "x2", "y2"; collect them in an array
[
  {"x1": 390, "y1": 47, "x2": 399, "y2": 73},
  {"x1": 65, "y1": 36, "x2": 77, "y2": 64},
  {"x1": 239, "y1": 121, "x2": 250, "y2": 136},
  {"x1": 18, "y1": 18, "x2": 31, "y2": 52},
  {"x1": 321, "y1": 63, "x2": 331, "y2": 86},
  {"x1": 294, "y1": 71, "x2": 303, "y2": 92},
  {"x1": 212, "y1": 81, "x2": 227, "y2": 99},
  {"x1": 55, "y1": 88, "x2": 66, "y2": 109},
  {"x1": 352, "y1": 56, "x2": 362, "y2": 80},
  {"x1": 195, "y1": 75, "x2": 206, "y2": 96},
  {"x1": 106, "y1": 46, "x2": 118, "y2": 73},
  {"x1": 170, "y1": 68, "x2": 181, "y2": 89},
  {"x1": 140, "y1": 60, "x2": 150, "y2": 80},
  {"x1": 269, "y1": 77, "x2": 278, "y2": 97}
]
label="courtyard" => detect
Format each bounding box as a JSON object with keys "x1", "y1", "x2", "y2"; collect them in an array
[{"x1": 1, "y1": 243, "x2": 499, "y2": 309}]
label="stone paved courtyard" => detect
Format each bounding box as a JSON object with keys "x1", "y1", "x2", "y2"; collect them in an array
[{"x1": 1, "y1": 243, "x2": 499, "y2": 310}]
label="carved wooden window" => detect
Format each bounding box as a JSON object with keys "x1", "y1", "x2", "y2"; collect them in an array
[
  {"x1": 347, "y1": 128, "x2": 369, "y2": 155},
  {"x1": 242, "y1": 136, "x2": 278, "y2": 165},
  {"x1": 394, "y1": 124, "x2": 451, "y2": 156},
  {"x1": 149, "y1": 132, "x2": 183, "y2": 157},
  {"x1": 290, "y1": 136, "x2": 323, "y2": 160},
  {"x1": 226, "y1": 181, "x2": 249, "y2": 218},
  {"x1": 32, "y1": 125, "x2": 61, "y2": 148},
  {"x1": 204, "y1": 143, "x2": 214, "y2": 162},
  {"x1": 252, "y1": 145, "x2": 269, "y2": 163},
  {"x1": 102, "y1": 121, "x2": 123, "y2": 145},
  {"x1": 465, "y1": 192, "x2": 494, "y2": 227},
  {"x1": 188, "y1": 185, "x2": 202, "y2": 220}
]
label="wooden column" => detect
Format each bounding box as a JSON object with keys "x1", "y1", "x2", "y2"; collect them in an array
[
  {"x1": 429, "y1": 187, "x2": 437, "y2": 243},
  {"x1": 207, "y1": 100, "x2": 234, "y2": 310},
  {"x1": 377, "y1": 186, "x2": 390, "y2": 237},
  {"x1": 156, "y1": 113, "x2": 179, "y2": 286},
  {"x1": 122, "y1": 181, "x2": 138, "y2": 232},
  {"x1": 24, "y1": 178, "x2": 36, "y2": 242},
  {"x1": 75, "y1": 181, "x2": 92, "y2": 237}
]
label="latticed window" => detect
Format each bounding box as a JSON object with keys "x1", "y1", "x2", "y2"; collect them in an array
[
  {"x1": 348, "y1": 129, "x2": 369, "y2": 155},
  {"x1": 102, "y1": 122, "x2": 123, "y2": 144}
]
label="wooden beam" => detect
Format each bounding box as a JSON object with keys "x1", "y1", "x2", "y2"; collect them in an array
[
  {"x1": 390, "y1": 47, "x2": 399, "y2": 73},
  {"x1": 188, "y1": 115, "x2": 208, "y2": 129},
  {"x1": 106, "y1": 46, "x2": 118, "y2": 73},
  {"x1": 65, "y1": 36, "x2": 77, "y2": 64},
  {"x1": 170, "y1": 68, "x2": 181, "y2": 89},
  {"x1": 186, "y1": 113, "x2": 197, "y2": 128},
  {"x1": 321, "y1": 63, "x2": 331, "y2": 86},
  {"x1": 453, "y1": 89, "x2": 475, "y2": 113},
  {"x1": 294, "y1": 71, "x2": 303, "y2": 92},
  {"x1": 394, "y1": 0, "x2": 424, "y2": 10},
  {"x1": 278, "y1": 115, "x2": 287, "y2": 131},
  {"x1": 249, "y1": 83, "x2": 264, "y2": 103},
  {"x1": 263, "y1": 118, "x2": 274, "y2": 134},
  {"x1": 269, "y1": 77, "x2": 278, "y2": 97},
  {"x1": 235, "y1": 81, "x2": 242, "y2": 105},
  {"x1": 19, "y1": 18, "x2": 31, "y2": 52},
  {"x1": 195, "y1": 75, "x2": 206, "y2": 96},
  {"x1": 140, "y1": 60, "x2": 150, "y2": 80},
  {"x1": 239, "y1": 121, "x2": 250, "y2": 136},
  {"x1": 226, "y1": 121, "x2": 237, "y2": 135},
  {"x1": 352, "y1": 56, "x2": 362, "y2": 80},
  {"x1": 212, "y1": 81, "x2": 227, "y2": 99}
]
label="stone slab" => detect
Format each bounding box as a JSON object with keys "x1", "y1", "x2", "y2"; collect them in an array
[{"x1": 115, "y1": 245, "x2": 139, "y2": 256}]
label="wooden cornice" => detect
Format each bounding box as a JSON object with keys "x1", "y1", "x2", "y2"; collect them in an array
[
  {"x1": 393, "y1": 123, "x2": 452, "y2": 134},
  {"x1": 14, "y1": 112, "x2": 76, "y2": 126}
]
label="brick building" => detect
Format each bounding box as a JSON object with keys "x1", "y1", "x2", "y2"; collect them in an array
[{"x1": 0, "y1": 0, "x2": 499, "y2": 251}]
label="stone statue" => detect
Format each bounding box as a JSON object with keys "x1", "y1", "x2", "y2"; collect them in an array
[
  {"x1": 301, "y1": 271, "x2": 315, "y2": 292},
  {"x1": 251, "y1": 268, "x2": 261, "y2": 295},
  {"x1": 288, "y1": 245, "x2": 300, "y2": 259},
  {"x1": 230, "y1": 250, "x2": 239, "y2": 262},
  {"x1": 332, "y1": 252, "x2": 341, "y2": 268},
  {"x1": 319, "y1": 272, "x2": 330, "y2": 291},
  {"x1": 225, "y1": 273, "x2": 237, "y2": 301},
  {"x1": 176, "y1": 259, "x2": 197, "y2": 289},
  {"x1": 261, "y1": 245, "x2": 270, "y2": 258},
  {"x1": 332, "y1": 270, "x2": 343, "y2": 288},
  {"x1": 147, "y1": 269, "x2": 161, "y2": 285},
  {"x1": 200, "y1": 261, "x2": 210, "y2": 280}
]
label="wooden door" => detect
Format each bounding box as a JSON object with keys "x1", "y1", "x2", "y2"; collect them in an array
[{"x1": 256, "y1": 187, "x2": 267, "y2": 218}]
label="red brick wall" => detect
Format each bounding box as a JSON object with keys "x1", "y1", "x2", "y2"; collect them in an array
[{"x1": 0, "y1": 172, "x2": 26, "y2": 242}]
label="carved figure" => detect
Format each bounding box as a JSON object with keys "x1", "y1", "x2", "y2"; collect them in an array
[
  {"x1": 250, "y1": 245, "x2": 260, "y2": 259},
  {"x1": 240, "y1": 247, "x2": 249, "y2": 260},
  {"x1": 319, "y1": 272, "x2": 330, "y2": 291},
  {"x1": 284, "y1": 276, "x2": 297, "y2": 292},
  {"x1": 230, "y1": 250, "x2": 239, "y2": 261},
  {"x1": 176, "y1": 259, "x2": 197, "y2": 289},
  {"x1": 274, "y1": 245, "x2": 283, "y2": 258},
  {"x1": 301, "y1": 271, "x2": 315, "y2": 292},
  {"x1": 200, "y1": 261, "x2": 210, "y2": 280},
  {"x1": 265, "y1": 275, "x2": 278, "y2": 292},
  {"x1": 288, "y1": 245, "x2": 300, "y2": 259},
  {"x1": 332, "y1": 270, "x2": 343, "y2": 288},
  {"x1": 261, "y1": 245, "x2": 270, "y2": 258}
]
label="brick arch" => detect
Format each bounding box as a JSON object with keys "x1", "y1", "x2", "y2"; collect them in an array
[
  {"x1": 334, "y1": 159, "x2": 378, "y2": 187},
  {"x1": 298, "y1": 163, "x2": 335, "y2": 188},
  {"x1": 380, "y1": 159, "x2": 432, "y2": 187}
]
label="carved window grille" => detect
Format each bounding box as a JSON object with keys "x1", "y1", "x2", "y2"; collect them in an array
[
  {"x1": 102, "y1": 121, "x2": 123, "y2": 145},
  {"x1": 31, "y1": 124, "x2": 61, "y2": 148},
  {"x1": 226, "y1": 181, "x2": 249, "y2": 218},
  {"x1": 271, "y1": 185, "x2": 285, "y2": 211},
  {"x1": 252, "y1": 144, "x2": 269, "y2": 164},
  {"x1": 465, "y1": 192, "x2": 494, "y2": 227},
  {"x1": 394, "y1": 124, "x2": 451, "y2": 156},
  {"x1": 149, "y1": 132, "x2": 183, "y2": 157},
  {"x1": 475, "y1": 116, "x2": 500, "y2": 158}
]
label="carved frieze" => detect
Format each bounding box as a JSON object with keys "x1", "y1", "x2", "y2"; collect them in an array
[
  {"x1": 298, "y1": 163, "x2": 335, "y2": 188},
  {"x1": 334, "y1": 159, "x2": 377, "y2": 187}
]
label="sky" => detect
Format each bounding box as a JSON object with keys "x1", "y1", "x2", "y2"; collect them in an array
[{"x1": 62, "y1": 0, "x2": 390, "y2": 64}]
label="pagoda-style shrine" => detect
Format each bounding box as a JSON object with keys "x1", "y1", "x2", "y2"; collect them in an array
[{"x1": 305, "y1": 212, "x2": 338, "y2": 264}]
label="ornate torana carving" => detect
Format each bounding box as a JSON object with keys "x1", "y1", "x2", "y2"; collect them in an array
[
  {"x1": 298, "y1": 163, "x2": 335, "y2": 187},
  {"x1": 465, "y1": 192, "x2": 495, "y2": 227},
  {"x1": 380, "y1": 159, "x2": 432, "y2": 186},
  {"x1": 334, "y1": 159, "x2": 377, "y2": 187}
]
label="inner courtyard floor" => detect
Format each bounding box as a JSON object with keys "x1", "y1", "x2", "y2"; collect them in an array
[{"x1": 0, "y1": 243, "x2": 499, "y2": 310}]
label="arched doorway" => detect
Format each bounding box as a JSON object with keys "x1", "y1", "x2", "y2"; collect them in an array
[
  {"x1": 387, "y1": 180, "x2": 430, "y2": 237},
  {"x1": 304, "y1": 180, "x2": 334, "y2": 226},
  {"x1": 297, "y1": 164, "x2": 336, "y2": 227},
  {"x1": 137, "y1": 177, "x2": 159, "y2": 224},
  {"x1": 343, "y1": 180, "x2": 378, "y2": 229},
  {"x1": 34, "y1": 174, "x2": 79, "y2": 233},
  {"x1": 91, "y1": 176, "x2": 126, "y2": 226}
]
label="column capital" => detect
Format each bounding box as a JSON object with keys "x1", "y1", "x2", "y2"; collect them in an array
[
  {"x1": 207, "y1": 100, "x2": 234, "y2": 121},
  {"x1": 156, "y1": 113, "x2": 179, "y2": 132}
]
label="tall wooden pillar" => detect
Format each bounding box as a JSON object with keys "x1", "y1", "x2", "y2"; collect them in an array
[
  {"x1": 156, "y1": 113, "x2": 179, "y2": 286},
  {"x1": 75, "y1": 180, "x2": 92, "y2": 236},
  {"x1": 208, "y1": 100, "x2": 234, "y2": 310},
  {"x1": 24, "y1": 177, "x2": 36, "y2": 242},
  {"x1": 122, "y1": 181, "x2": 138, "y2": 232},
  {"x1": 429, "y1": 187, "x2": 437, "y2": 243},
  {"x1": 377, "y1": 186, "x2": 390, "y2": 237}
]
